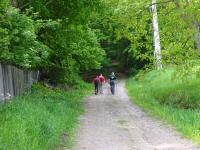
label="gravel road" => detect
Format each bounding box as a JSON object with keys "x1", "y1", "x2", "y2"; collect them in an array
[{"x1": 71, "y1": 80, "x2": 199, "y2": 150}]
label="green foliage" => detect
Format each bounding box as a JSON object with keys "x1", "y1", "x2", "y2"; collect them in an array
[
  {"x1": 0, "y1": 6, "x2": 50, "y2": 69},
  {"x1": 126, "y1": 68, "x2": 200, "y2": 143},
  {"x1": 157, "y1": 1, "x2": 200, "y2": 66},
  {"x1": 90, "y1": 0, "x2": 154, "y2": 72},
  {"x1": 2, "y1": 0, "x2": 200, "y2": 82},
  {"x1": 0, "y1": 83, "x2": 92, "y2": 150},
  {"x1": 38, "y1": 21, "x2": 105, "y2": 83},
  {"x1": 92, "y1": 0, "x2": 200, "y2": 72},
  {"x1": 130, "y1": 68, "x2": 200, "y2": 109},
  {"x1": 0, "y1": 0, "x2": 105, "y2": 83},
  {"x1": 17, "y1": 0, "x2": 102, "y2": 21}
]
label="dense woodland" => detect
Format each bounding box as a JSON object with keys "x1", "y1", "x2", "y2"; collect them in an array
[
  {"x1": 1, "y1": 0, "x2": 200, "y2": 84},
  {"x1": 1, "y1": 1, "x2": 200, "y2": 149}
]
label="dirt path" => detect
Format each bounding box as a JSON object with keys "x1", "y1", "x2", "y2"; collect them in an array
[{"x1": 71, "y1": 80, "x2": 199, "y2": 150}]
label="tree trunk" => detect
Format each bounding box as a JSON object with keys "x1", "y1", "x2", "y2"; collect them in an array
[
  {"x1": 11, "y1": 0, "x2": 18, "y2": 7},
  {"x1": 152, "y1": 0, "x2": 162, "y2": 70},
  {"x1": 185, "y1": 0, "x2": 200, "y2": 51},
  {"x1": 194, "y1": 19, "x2": 200, "y2": 51}
]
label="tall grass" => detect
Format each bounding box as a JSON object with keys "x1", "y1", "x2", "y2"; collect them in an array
[
  {"x1": 126, "y1": 69, "x2": 200, "y2": 144},
  {"x1": 0, "y1": 82, "x2": 92, "y2": 150}
]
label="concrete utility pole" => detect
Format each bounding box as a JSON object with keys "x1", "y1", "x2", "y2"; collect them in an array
[{"x1": 152, "y1": 0, "x2": 162, "y2": 70}]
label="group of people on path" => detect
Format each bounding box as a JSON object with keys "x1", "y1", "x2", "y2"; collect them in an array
[{"x1": 93, "y1": 72, "x2": 117, "y2": 95}]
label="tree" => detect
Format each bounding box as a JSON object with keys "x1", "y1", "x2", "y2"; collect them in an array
[
  {"x1": 0, "y1": 0, "x2": 106, "y2": 84},
  {"x1": 152, "y1": 0, "x2": 162, "y2": 70},
  {"x1": 185, "y1": 0, "x2": 200, "y2": 52}
]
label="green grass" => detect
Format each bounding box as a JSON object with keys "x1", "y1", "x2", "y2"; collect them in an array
[
  {"x1": 126, "y1": 69, "x2": 200, "y2": 144},
  {"x1": 0, "y1": 82, "x2": 92, "y2": 150}
]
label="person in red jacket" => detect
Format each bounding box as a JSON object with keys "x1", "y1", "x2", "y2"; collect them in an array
[
  {"x1": 93, "y1": 76, "x2": 100, "y2": 95},
  {"x1": 98, "y1": 73, "x2": 106, "y2": 94}
]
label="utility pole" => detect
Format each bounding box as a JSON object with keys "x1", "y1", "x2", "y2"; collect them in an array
[{"x1": 152, "y1": 0, "x2": 162, "y2": 70}]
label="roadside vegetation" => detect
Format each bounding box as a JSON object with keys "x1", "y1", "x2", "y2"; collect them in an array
[
  {"x1": 0, "y1": 82, "x2": 92, "y2": 150},
  {"x1": 126, "y1": 68, "x2": 200, "y2": 144},
  {"x1": 1, "y1": 0, "x2": 200, "y2": 148}
]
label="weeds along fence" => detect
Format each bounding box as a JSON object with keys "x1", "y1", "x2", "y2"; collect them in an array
[{"x1": 0, "y1": 64, "x2": 39, "y2": 101}]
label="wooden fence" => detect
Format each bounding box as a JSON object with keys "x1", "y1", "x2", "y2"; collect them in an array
[{"x1": 0, "y1": 64, "x2": 39, "y2": 101}]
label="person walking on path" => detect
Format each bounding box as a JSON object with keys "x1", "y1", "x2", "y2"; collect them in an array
[
  {"x1": 98, "y1": 73, "x2": 106, "y2": 94},
  {"x1": 109, "y1": 72, "x2": 117, "y2": 95},
  {"x1": 93, "y1": 76, "x2": 100, "y2": 95}
]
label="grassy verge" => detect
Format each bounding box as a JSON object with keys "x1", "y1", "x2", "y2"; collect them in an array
[
  {"x1": 126, "y1": 69, "x2": 200, "y2": 144},
  {"x1": 0, "y1": 82, "x2": 92, "y2": 150}
]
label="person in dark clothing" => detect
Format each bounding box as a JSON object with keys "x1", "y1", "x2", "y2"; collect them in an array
[
  {"x1": 109, "y1": 72, "x2": 117, "y2": 95},
  {"x1": 93, "y1": 76, "x2": 100, "y2": 95}
]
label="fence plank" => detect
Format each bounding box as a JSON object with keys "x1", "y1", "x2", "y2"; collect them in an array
[
  {"x1": 2, "y1": 65, "x2": 14, "y2": 99},
  {"x1": 0, "y1": 64, "x2": 4, "y2": 101},
  {"x1": 0, "y1": 64, "x2": 39, "y2": 101}
]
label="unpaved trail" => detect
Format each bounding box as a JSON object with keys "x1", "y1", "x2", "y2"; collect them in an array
[{"x1": 71, "y1": 80, "x2": 199, "y2": 150}]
